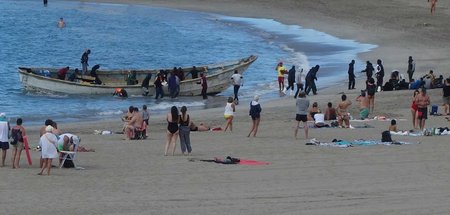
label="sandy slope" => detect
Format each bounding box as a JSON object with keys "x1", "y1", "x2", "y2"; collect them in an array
[{"x1": 1, "y1": 0, "x2": 450, "y2": 214}]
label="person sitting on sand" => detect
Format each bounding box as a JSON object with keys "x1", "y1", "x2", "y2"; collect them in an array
[
  {"x1": 389, "y1": 119, "x2": 398, "y2": 132},
  {"x1": 308, "y1": 102, "x2": 321, "y2": 121},
  {"x1": 324, "y1": 102, "x2": 337, "y2": 120},
  {"x1": 189, "y1": 121, "x2": 210, "y2": 132},
  {"x1": 337, "y1": 94, "x2": 352, "y2": 128},
  {"x1": 356, "y1": 90, "x2": 370, "y2": 120},
  {"x1": 314, "y1": 113, "x2": 329, "y2": 128}
]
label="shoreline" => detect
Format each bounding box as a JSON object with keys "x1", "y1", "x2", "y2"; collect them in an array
[{"x1": 76, "y1": 0, "x2": 450, "y2": 76}]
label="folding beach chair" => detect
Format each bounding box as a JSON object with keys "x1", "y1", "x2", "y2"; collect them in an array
[{"x1": 59, "y1": 142, "x2": 79, "y2": 169}]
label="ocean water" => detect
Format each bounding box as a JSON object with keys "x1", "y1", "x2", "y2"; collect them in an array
[{"x1": 0, "y1": 0, "x2": 375, "y2": 125}]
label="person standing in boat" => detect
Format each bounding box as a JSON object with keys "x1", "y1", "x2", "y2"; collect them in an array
[
  {"x1": 80, "y1": 49, "x2": 91, "y2": 75},
  {"x1": 188, "y1": 66, "x2": 200, "y2": 79}
]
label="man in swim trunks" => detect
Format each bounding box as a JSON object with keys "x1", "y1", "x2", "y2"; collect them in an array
[
  {"x1": 414, "y1": 87, "x2": 430, "y2": 130},
  {"x1": 337, "y1": 94, "x2": 352, "y2": 128},
  {"x1": 295, "y1": 92, "x2": 310, "y2": 139},
  {"x1": 125, "y1": 107, "x2": 144, "y2": 140},
  {"x1": 276, "y1": 62, "x2": 287, "y2": 92},
  {"x1": 356, "y1": 91, "x2": 370, "y2": 120}
]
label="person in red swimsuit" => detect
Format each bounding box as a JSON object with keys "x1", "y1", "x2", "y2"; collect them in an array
[{"x1": 410, "y1": 90, "x2": 420, "y2": 129}]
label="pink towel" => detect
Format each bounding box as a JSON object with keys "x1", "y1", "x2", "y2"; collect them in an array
[{"x1": 238, "y1": 159, "x2": 271, "y2": 166}]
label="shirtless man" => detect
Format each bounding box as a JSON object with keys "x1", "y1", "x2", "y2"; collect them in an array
[
  {"x1": 58, "y1": 17, "x2": 65, "y2": 28},
  {"x1": 414, "y1": 88, "x2": 430, "y2": 130},
  {"x1": 356, "y1": 91, "x2": 370, "y2": 120},
  {"x1": 337, "y1": 94, "x2": 352, "y2": 128},
  {"x1": 125, "y1": 107, "x2": 144, "y2": 140}
]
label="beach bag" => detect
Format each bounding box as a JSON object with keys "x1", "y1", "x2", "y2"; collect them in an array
[
  {"x1": 10, "y1": 128, "x2": 22, "y2": 145},
  {"x1": 63, "y1": 159, "x2": 75, "y2": 168},
  {"x1": 430, "y1": 105, "x2": 438, "y2": 115},
  {"x1": 381, "y1": 130, "x2": 392, "y2": 142}
]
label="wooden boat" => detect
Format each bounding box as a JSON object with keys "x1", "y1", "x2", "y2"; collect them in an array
[{"x1": 18, "y1": 55, "x2": 257, "y2": 96}]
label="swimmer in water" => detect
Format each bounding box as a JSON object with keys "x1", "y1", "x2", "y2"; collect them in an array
[{"x1": 58, "y1": 17, "x2": 65, "y2": 28}]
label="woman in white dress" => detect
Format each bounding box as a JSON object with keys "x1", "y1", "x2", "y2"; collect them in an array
[{"x1": 38, "y1": 125, "x2": 58, "y2": 176}]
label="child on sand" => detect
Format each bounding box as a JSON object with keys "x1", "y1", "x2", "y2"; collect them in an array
[{"x1": 389, "y1": 119, "x2": 398, "y2": 132}]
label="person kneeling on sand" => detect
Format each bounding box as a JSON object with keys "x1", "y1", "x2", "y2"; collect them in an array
[{"x1": 356, "y1": 90, "x2": 370, "y2": 120}]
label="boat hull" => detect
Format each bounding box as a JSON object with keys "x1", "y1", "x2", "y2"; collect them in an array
[{"x1": 18, "y1": 55, "x2": 257, "y2": 96}]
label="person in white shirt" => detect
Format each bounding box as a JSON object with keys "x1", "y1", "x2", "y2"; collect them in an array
[
  {"x1": 314, "y1": 113, "x2": 329, "y2": 128},
  {"x1": 231, "y1": 70, "x2": 243, "y2": 103},
  {"x1": 0, "y1": 113, "x2": 10, "y2": 167},
  {"x1": 294, "y1": 68, "x2": 304, "y2": 98}
]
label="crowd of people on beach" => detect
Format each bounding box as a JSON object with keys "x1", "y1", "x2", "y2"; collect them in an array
[
  {"x1": 275, "y1": 55, "x2": 450, "y2": 140},
  {"x1": 0, "y1": 115, "x2": 84, "y2": 175}
]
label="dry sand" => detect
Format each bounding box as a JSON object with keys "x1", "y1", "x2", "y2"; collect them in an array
[{"x1": 2, "y1": 0, "x2": 450, "y2": 214}]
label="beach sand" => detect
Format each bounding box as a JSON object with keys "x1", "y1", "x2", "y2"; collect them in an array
[{"x1": 2, "y1": 0, "x2": 450, "y2": 214}]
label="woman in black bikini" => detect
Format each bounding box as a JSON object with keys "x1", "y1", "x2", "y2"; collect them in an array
[{"x1": 165, "y1": 106, "x2": 179, "y2": 156}]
